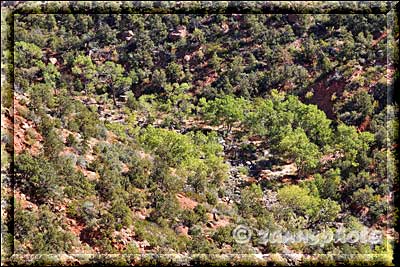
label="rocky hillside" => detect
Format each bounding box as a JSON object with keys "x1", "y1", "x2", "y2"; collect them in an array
[{"x1": 1, "y1": 1, "x2": 398, "y2": 266}]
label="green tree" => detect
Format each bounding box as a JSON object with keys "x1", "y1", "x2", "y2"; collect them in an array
[
  {"x1": 240, "y1": 184, "x2": 264, "y2": 218},
  {"x1": 337, "y1": 90, "x2": 375, "y2": 126},
  {"x1": 227, "y1": 56, "x2": 245, "y2": 85},
  {"x1": 1, "y1": 144, "x2": 10, "y2": 170},
  {"x1": 14, "y1": 41, "x2": 43, "y2": 91},
  {"x1": 209, "y1": 52, "x2": 222, "y2": 70},
  {"x1": 162, "y1": 83, "x2": 195, "y2": 127},
  {"x1": 42, "y1": 63, "x2": 60, "y2": 91},
  {"x1": 14, "y1": 202, "x2": 36, "y2": 241},
  {"x1": 245, "y1": 90, "x2": 294, "y2": 144},
  {"x1": 166, "y1": 61, "x2": 185, "y2": 83},
  {"x1": 278, "y1": 128, "x2": 321, "y2": 176},
  {"x1": 186, "y1": 158, "x2": 208, "y2": 193},
  {"x1": 139, "y1": 126, "x2": 196, "y2": 167},
  {"x1": 350, "y1": 186, "x2": 375, "y2": 209},
  {"x1": 71, "y1": 55, "x2": 97, "y2": 95},
  {"x1": 191, "y1": 28, "x2": 206, "y2": 46},
  {"x1": 150, "y1": 157, "x2": 184, "y2": 193},
  {"x1": 14, "y1": 153, "x2": 61, "y2": 204},
  {"x1": 152, "y1": 68, "x2": 167, "y2": 89},
  {"x1": 125, "y1": 154, "x2": 153, "y2": 189},
  {"x1": 370, "y1": 105, "x2": 398, "y2": 148},
  {"x1": 149, "y1": 15, "x2": 168, "y2": 44},
  {"x1": 32, "y1": 205, "x2": 76, "y2": 253},
  {"x1": 42, "y1": 127, "x2": 64, "y2": 160},
  {"x1": 344, "y1": 170, "x2": 373, "y2": 194},
  {"x1": 199, "y1": 95, "x2": 249, "y2": 134},
  {"x1": 334, "y1": 124, "x2": 375, "y2": 175},
  {"x1": 212, "y1": 225, "x2": 235, "y2": 248},
  {"x1": 285, "y1": 96, "x2": 333, "y2": 147},
  {"x1": 314, "y1": 169, "x2": 341, "y2": 201},
  {"x1": 98, "y1": 61, "x2": 132, "y2": 106},
  {"x1": 14, "y1": 41, "x2": 43, "y2": 68},
  {"x1": 110, "y1": 197, "x2": 133, "y2": 229},
  {"x1": 133, "y1": 94, "x2": 158, "y2": 125},
  {"x1": 277, "y1": 185, "x2": 318, "y2": 217},
  {"x1": 30, "y1": 83, "x2": 55, "y2": 110},
  {"x1": 149, "y1": 190, "x2": 180, "y2": 224},
  {"x1": 277, "y1": 185, "x2": 340, "y2": 224}
]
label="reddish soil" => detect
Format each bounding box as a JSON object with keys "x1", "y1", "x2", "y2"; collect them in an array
[
  {"x1": 195, "y1": 68, "x2": 218, "y2": 90},
  {"x1": 306, "y1": 73, "x2": 347, "y2": 119},
  {"x1": 203, "y1": 71, "x2": 218, "y2": 87},
  {"x1": 14, "y1": 190, "x2": 38, "y2": 211},
  {"x1": 372, "y1": 31, "x2": 387, "y2": 47},
  {"x1": 68, "y1": 219, "x2": 85, "y2": 237},
  {"x1": 358, "y1": 115, "x2": 371, "y2": 132},
  {"x1": 77, "y1": 166, "x2": 99, "y2": 181},
  {"x1": 205, "y1": 213, "x2": 231, "y2": 229},
  {"x1": 350, "y1": 68, "x2": 364, "y2": 82},
  {"x1": 176, "y1": 193, "x2": 198, "y2": 210},
  {"x1": 306, "y1": 31, "x2": 390, "y2": 121},
  {"x1": 12, "y1": 98, "x2": 43, "y2": 155}
]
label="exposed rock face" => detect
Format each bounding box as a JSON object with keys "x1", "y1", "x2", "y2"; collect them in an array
[
  {"x1": 120, "y1": 30, "x2": 135, "y2": 41},
  {"x1": 263, "y1": 190, "x2": 278, "y2": 209},
  {"x1": 259, "y1": 163, "x2": 298, "y2": 181},
  {"x1": 221, "y1": 22, "x2": 229, "y2": 33},
  {"x1": 169, "y1": 25, "x2": 187, "y2": 40},
  {"x1": 49, "y1": 57, "x2": 57, "y2": 65}
]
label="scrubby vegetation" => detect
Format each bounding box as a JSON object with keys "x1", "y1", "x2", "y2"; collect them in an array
[{"x1": 1, "y1": 1, "x2": 398, "y2": 266}]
